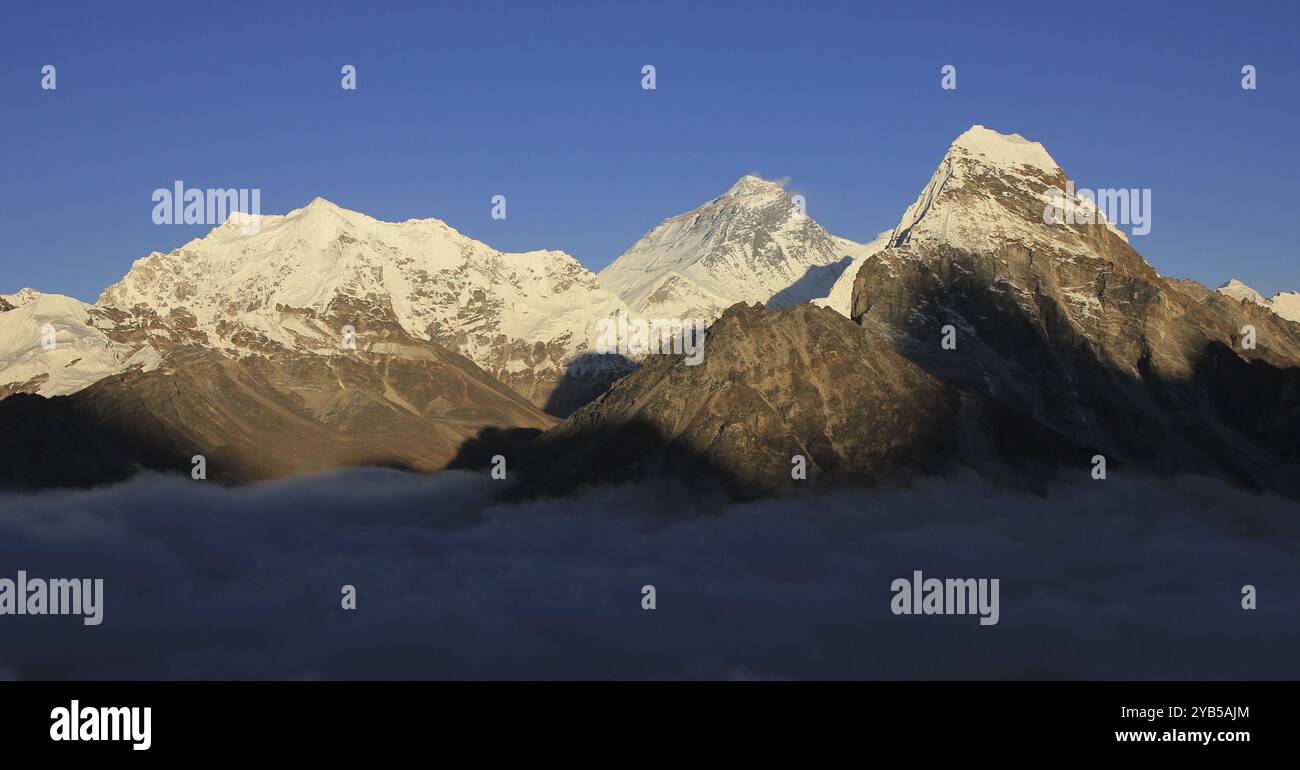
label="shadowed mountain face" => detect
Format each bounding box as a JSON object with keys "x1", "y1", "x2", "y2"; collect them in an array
[
  {"x1": 522, "y1": 127, "x2": 1300, "y2": 498},
  {"x1": 0, "y1": 335, "x2": 555, "y2": 488},
  {"x1": 521, "y1": 302, "x2": 1103, "y2": 498},
  {"x1": 525, "y1": 303, "x2": 960, "y2": 495},
  {"x1": 850, "y1": 127, "x2": 1300, "y2": 485}
]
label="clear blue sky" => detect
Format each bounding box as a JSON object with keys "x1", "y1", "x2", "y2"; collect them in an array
[{"x1": 1, "y1": 0, "x2": 1297, "y2": 302}]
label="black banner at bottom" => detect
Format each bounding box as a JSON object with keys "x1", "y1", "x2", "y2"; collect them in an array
[{"x1": 0, "y1": 680, "x2": 1286, "y2": 758}]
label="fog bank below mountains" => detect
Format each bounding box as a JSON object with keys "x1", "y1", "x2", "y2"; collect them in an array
[{"x1": 1, "y1": 469, "x2": 1296, "y2": 680}]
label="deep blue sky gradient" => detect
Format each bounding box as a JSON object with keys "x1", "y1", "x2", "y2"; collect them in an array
[{"x1": 1, "y1": 0, "x2": 1297, "y2": 302}]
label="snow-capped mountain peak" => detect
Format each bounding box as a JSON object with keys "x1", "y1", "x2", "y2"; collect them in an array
[
  {"x1": 287, "y1": 196, "x2": 378, "y2": 226},
  {"x1": 949, "y1": 124, "x2": 1060, "y2": 174},
  {"x1": 724, "y1": 174, "x2": 788, "y2": 200},
  {"x1": 96, "y1": 198, "x2": 628, "y2": 411},
  {"x1": 1217, "y1": 278, "x2": 1266, "y2": 304},
  {"x1": 600, "y1": 175, "x2": 869, "y2": 320},
  {"x1": 888, "y1": 124, "x2": 1129, "y2": 254},
  {"x1": 1216, "y1": 279, "x2": 1300, "y2": 322}
]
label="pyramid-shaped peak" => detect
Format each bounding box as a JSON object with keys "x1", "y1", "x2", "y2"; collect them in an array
[
  {"x1": 283, "y1": 196, "x2": 375, "y2": 226},
  {"x1": 1216, "y1": 279, "x2": 1265, "y2": 304},
  {"x1": 293, "y1": 196, "x2": 354, "y2": 217},
  {"x1": 948, "y1": 125, "x2": 1059, "y2": 172},
  {"x1": 725, "y1": 174, "x2": 787, "y2": 197}
]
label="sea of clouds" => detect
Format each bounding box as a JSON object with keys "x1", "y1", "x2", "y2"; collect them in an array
[{"x1": 0, "y1": 469, "x2": 1297, "y2": 680}]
